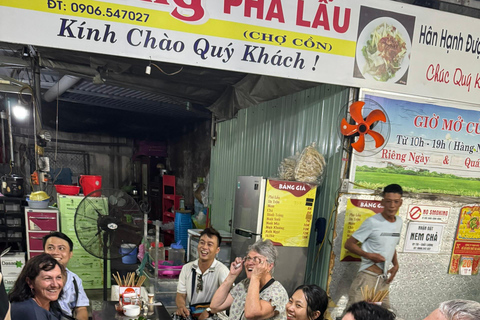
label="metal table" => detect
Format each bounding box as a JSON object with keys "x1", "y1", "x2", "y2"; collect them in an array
[{"x1": 92, "y1": 301, "x2": 171, "y2": 320}]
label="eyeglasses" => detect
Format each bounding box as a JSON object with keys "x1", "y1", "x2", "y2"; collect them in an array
[
  {"x1": 243, "y1": 256, "x2": 264, "y2": 264},
  {"x1": 196, "y1": 274, "x2": 203, "y2": 293}
]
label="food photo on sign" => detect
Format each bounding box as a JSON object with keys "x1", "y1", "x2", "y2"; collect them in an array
[{"x1": 353, "y1": 6, "x2": 415, "y2": 85}]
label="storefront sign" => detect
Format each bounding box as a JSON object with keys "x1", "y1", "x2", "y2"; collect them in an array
[
  {"x1": 2, "y1": 1, "x2": 480, "y2": 105},
  {"x1": 351, "y1": 90, "x2": 480, "y2": 196},
  {"x1": 340, "y1": 199, "x2": 383, "y2": 261},
  {"x1": 261, "y1": 180, "x2": 317, "y2": 247},
  {"x1": 403, "y1": 222, "x2": 444, "y2": 253},
  {"x1": 407, "y1": 205, "x2": 450, "y2": 223}
]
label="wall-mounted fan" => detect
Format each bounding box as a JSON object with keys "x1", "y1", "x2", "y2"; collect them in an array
[
  {"x1": 75, "y1": 189, "x2": 144, "y2": 300},
  {"x1": 339, "y1": 98, "x2": 390, "y2": 157}
]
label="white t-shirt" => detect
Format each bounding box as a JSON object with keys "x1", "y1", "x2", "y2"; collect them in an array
[
  {"x1": 177, "y1": 259, "x2": 229, "y2": 305},
  {"x1": 352, "y1": 214, "x2": 403, "y2": 274}
]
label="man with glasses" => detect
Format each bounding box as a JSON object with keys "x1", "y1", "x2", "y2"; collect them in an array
[
  {"x1": 344, "y1": 184, "x2": 404, "y2": 310},
  {"x1": 176, "y1": 227, "x2": 229, "y2": 320}
]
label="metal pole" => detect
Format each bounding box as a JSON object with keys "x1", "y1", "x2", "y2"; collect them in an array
[
  {"x1": 0, "y1": 110, "x2": 6, "y2": 164},
  {"x1": 6, "y1": 99, "x2": 14, "y2": 168}
]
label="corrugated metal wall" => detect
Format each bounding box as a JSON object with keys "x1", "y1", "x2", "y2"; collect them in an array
[{"x1": 209, "y1": 83, "x2": 350, "y2": 289}]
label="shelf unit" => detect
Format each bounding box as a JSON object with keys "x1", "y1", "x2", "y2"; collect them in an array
[
  {"x1": 25, "y1": 208, "x2": 59, "y2": 259},
  {"x1": 162, "y1": 175, "x2": 181, "y2": 246},
  {"x1": 0, "y1": 196, "x2": 27, "y2": 254}
]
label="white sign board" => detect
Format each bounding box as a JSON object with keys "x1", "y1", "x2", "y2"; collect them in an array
[
  {"x1": 3, "y1": 0, "x2": 480, "y2": 105},
  {"x1": 407, "y1": 205, "x2": 450, "y2": 223},
  {"x1": 404, "y1": 222, "x2": 444, "y2": 253}
]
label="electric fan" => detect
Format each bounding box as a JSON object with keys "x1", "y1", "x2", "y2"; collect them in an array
[
  {"x1": 74, "y1": 188, "x2": 144, "y2": 301},
  {"x1": 339, "y1": 98, "x2": 390, "y2": 156}
]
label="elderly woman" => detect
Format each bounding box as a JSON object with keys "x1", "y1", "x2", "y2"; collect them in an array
[
  {"x1": 286, "y1": 285, "x2": 328, "y2": 320},
  {"x1": 210, "y1": 239, "x2": 288, "y2": 320},
  {"x1": 8, "y1": 253, "x2": 65, "y2": 320}
]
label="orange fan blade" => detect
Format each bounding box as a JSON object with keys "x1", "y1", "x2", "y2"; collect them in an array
[
  {"x1": 368, "y1": 130, "x2": 385, "y2": 148},
  {"x1": 349, "y1": 101, "x2": 365, "y2": 124},
  {"x1": 365, "y1": 109, "x2": 387, "y2": 126},
  {"x1": 351, "y1": 134, "x2": 365, "y2": 152},
  {"x1": 340, "y1": 118, "x2": 359, "y2": 136}
]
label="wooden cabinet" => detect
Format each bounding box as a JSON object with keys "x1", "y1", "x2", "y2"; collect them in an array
[
  {"x1": 25, "y1": 208, "x2": 59, "y2": 259},
  {"x1": 0, "y1": 196, "x2": 27, "y2": 254}
]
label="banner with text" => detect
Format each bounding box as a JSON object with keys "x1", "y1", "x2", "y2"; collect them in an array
[
  {"x1": 351, "y1": 90, "x2": 480, "y2": 196},
  {"x1": 2, "y1": 1, "x2": 480, "y2": 105}
]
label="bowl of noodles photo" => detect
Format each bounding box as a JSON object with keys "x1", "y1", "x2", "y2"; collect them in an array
[{"x1": 356, "y1": 17, "x2": 411, "y2": 83}]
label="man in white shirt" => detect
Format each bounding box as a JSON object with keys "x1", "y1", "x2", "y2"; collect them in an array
[
  {"x1": 43, "y1": 232, "x2": 89, "y2": 320},
  {"x1": 345, "y1": 184, "x2": 404, "y2": 309},
  {"x1": 176, "y1": 227, "x2": 229, "y2": 320}
]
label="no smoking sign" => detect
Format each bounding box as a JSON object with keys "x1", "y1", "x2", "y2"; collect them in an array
[
  {"x1": 409, "y1": 206, "x2": 422, "y2": 220},
  {"x1": 407, "y1": 204, "x2": 450, "y2": 223}
]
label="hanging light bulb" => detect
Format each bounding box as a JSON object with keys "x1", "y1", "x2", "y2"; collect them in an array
[{"x1": 12, "y1": 104, "x2": 28, "y2": 120}]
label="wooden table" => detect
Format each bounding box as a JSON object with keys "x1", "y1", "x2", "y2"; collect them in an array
[{"x1": 92, "y1": 301, "x2": 171, "y2": 320}]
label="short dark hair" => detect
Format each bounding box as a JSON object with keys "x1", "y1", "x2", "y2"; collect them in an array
[
  {"x1": 382, "y1": 184, "x2": 403, "y2": 196},
  {"x1": 8, "y1": 253, "x2": 65, "y2": 303},
  {"x1": 345, "y1": 301, "x2": 396, "y2": 320},
  {"x1": 42, "y1": 231, "x2": 74, "y2": 252},
  {"x1": 293, "y1": 284, "x2": 328, "y2": 320},
  {"x1": 200, "y1": 227, "x2": 222, "y2": 247}
]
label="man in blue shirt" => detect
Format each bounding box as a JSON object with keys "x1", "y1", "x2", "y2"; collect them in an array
[
  {"x1": 345, "y1": 184, "x2": 404, "y2": 309},
  {"x1": 43, "y1": 232, "x2": 89, "y2": 320}
]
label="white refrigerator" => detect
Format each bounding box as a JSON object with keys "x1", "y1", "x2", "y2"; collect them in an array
[{"x1": 231, "y1": 176, "x2": 317, "y2": 295}]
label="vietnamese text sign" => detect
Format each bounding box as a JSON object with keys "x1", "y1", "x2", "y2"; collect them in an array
[
  {"x1": 448, "y1": 241, "x2": 480, "y2": 275},
  {"x1": 407, "y1": 204, "x2": 450, "y2": 223},
  {"x1": 456, "y1": 205, "x2": 480, "y2": 241},
  {"x1": 261, "y1": 180, "x2": 316, "y2": 247},
  {"x1": 352, "y1": 91, "x2": 480, "y2": 196},
  {"x1": 404, "y1": 222, "x2": 444, "y2": 253},
  {"x1": 340, "y1": 199, "x2": 383, "y2": 261},
  {"x1": 3, "y1": 1, "x2": 480, "y2": 105}
]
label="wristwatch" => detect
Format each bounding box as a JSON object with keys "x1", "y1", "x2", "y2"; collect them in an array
[{"x1": 206, "y1": 308, "x2": 214, "y2": 317}]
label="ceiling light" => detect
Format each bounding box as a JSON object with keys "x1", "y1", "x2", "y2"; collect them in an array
[{"x1": 12, "y1": 104, "x2": 28, "y2": 120}]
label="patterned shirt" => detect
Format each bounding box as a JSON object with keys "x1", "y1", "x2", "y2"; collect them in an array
[{"x1": 229, "y1": 278, "x2": 288, "y2": 320}]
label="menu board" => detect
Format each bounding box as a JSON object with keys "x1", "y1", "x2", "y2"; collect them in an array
[
  {"x1": 261, "y1": 180, "x2": 317, "y2": 247},
  {"x1": 340, "y1": 199, "x2": 384, "y2": 261}
]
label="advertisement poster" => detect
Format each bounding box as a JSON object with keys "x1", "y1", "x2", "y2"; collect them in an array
[
  {"x1": 456, "y1": 205, "x2": 480, "y2": 241},
  {"x1": 403, "y1": 222, "x2": 444, "y2": 253},
  {"x1": 448, "y1": 205, "x2": 480, "y2": 275},
  {"x1": 351, "y1": 90, "x2": 480, "y2": 197},
  {"x1": 340, "y1": 199, "x2": 383, "y2": 261},
  {"x1": 406, "y1": 204, "x2": 450, "y2": 223},
  {"x1": 448, "y1": 241, "x2": 480, "y2": 275},
  {"x1": 2, "y1": 1, "x2": 480, "y2": 105},
  {"x1": 261, "y1": 180, "x2": 316, "y2": 247}
]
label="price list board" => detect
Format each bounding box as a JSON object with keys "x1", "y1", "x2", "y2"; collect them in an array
[
  {"x1": 340, "y1": 199, "x2": 384, "y2": 261},
  {"x1": 261, "y1": 180, "x2": 317, "y2": 247}
]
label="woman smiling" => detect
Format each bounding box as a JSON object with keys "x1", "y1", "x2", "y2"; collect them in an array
[
  {"x1": 286, "y1": 285, "x2": 328, "y2": 320},
  {"x1": 9, "y1": 253, "x2": 65, "y2": 320}
]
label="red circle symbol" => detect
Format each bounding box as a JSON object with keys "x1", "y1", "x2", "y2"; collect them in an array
[{"x1": 409, "y1": 206, "x2": 422, "y2": 220}]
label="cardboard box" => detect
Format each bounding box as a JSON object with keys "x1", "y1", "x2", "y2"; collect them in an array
[
  {"x1": 1, "y1": 252, "x2": 26, "y2": 277},
  {"x1": 3, "y1": 276, "x2": 18, "y2": 291}
]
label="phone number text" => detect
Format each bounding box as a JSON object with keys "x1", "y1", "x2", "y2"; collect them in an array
[{"x1": 47, "y1": 0, "x2": 150, "y2": 23}]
